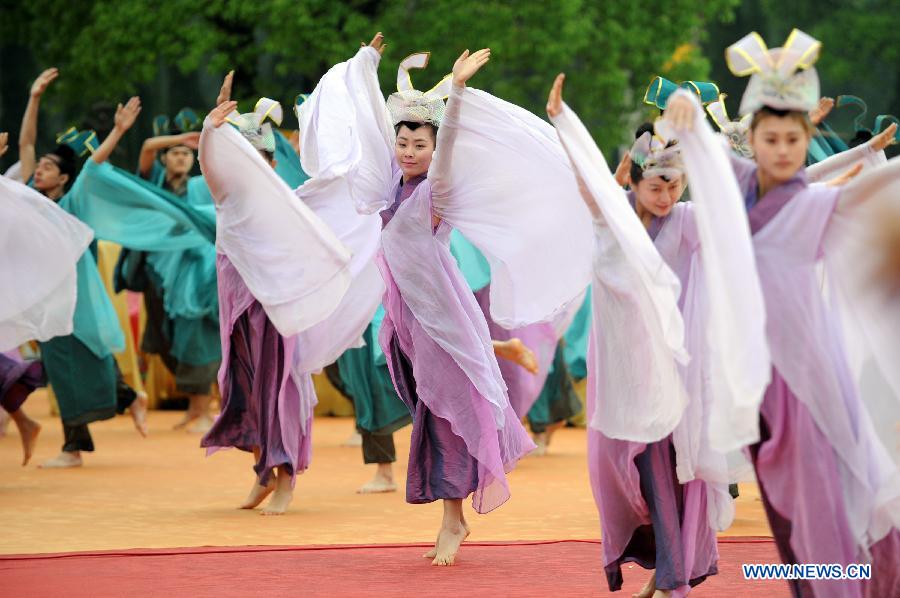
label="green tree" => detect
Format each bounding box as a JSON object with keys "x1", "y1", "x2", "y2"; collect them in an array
[{"x1": 1, "y1": 0, "x2": 737, "y2": 170}]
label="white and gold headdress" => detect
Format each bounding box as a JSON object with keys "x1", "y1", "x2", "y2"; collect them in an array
[
  {"x1": 386, "y1": 53, "x2": 452, "y2": 127},
  {"x1": 226, "y1": 97, "x2": 283, "y2": 153},
  {"x1": 706, "y1": 95, "x2": 754, "y2": 158},
  {"x1": 630, "y1": 132, "x2": 684, "y2": 180},
  {"x1": 727, "y1": 29, "x2": 821, "y2": 115}
]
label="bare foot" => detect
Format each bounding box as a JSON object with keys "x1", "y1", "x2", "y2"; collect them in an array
[
  {"x1": 530, "y1": 432, "x2": 549, "y2": 457},
  {"x1": 13, "y1": 414, "x2": 41, "y2": 466},
  {"x1": 130, "y1": 391, "x2": 149, "y2": 437},
  {"x1": 342, "y1": 431, "x2": 362, "y2": 447},
  {"x1": 493, "y1": 338, "x2": 538, "y2": 374},
  {"x1": 187, "y1": 413, "x2": 214, "y2": 434},
  {"x1": 39, "y1": 451, "x2": 83, "y2": 469},
  {"x1": 431, "y1": 522, "x2": 470, "y2": 566},
  {"x1": 424, "y1": 520, "x2": 470, "y2": 559},
  {"x1": 261, "y1": 471, "x2": 294, "y2": 515},
  {"x1": 358, "y1": 463, "x2": 397, "y2": 494},
  {"x1": 240, "y1": 478, "x2": 276, "y2": 509},
  {"x1": 633, "y1": 571, "x2": 656, "y2": 598},
  {"x1": 172, "y1": 411, "x2": 196, "y2": 430}
]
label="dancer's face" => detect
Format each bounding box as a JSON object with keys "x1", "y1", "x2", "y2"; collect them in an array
[
  {"x1": 162, "y1": 146, "x2": 195, "y2": 176},
  {"x1": 395, "y1": 124, "x2": 435, "y2": 179},
  {"x1": 749, "y1": 114, "x2": 810, "y2": 185},
  {"x1": 634, "y1": 175, "x2": 684, "y2": 218},
  {"x1": 33, "y1": 155, "x2": 69, "y2": 195}
]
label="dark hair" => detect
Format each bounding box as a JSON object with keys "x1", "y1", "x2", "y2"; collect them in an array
[
  {"x1": 629, "y1": 122, "x2": 675, "y2": 185},
  {"x1": 261, "y1": 149, "x2": 275, "y2": 162},
  {"x1": 848, "y1": 129, "x2": 873, "y2": 149},
  {"x1": 750, "y1": 106, "x2": 814, "y2": 135},
  {"x1": 44, "y1": 144, "x2": 78, "y2": 190},
  {"x1": 394, "y1": 120, "x2": 437, "y2": 142}
]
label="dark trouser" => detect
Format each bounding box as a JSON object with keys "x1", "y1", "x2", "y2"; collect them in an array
[
  {"x1": 62, "y1": 365, "x2": 137, "y2": 453},
  {"x1": 361, "y1": 430, "x2": 396, "y2": 464},
  {"x1": 62, "y1": 422, "x2": 94, "y2": 452}
]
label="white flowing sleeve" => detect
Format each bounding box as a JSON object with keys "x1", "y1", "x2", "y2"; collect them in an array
[
  {"x1": 823, "y1": 156, "x2": 900, "y2": 462},
  {"x1": 297, "y1": 45, "x2": 395, "y2": 215},
  {"x1": 656, "y1": 89, "x2": 771, "y2": 453},
  {"x1": 550, "y1": 101, "x2": 689, "y2": 442},
  {"x1": 429, "y1": 85, "x2": 593, "y2": 329},
  {"x1": 199, "y1": 118, "x2": 352, "y2": 337},
  {"x1": 288, "y1": 46, "x2": 392, "y2": 372},
  {"x1": 807, "y1": 141, "x2": 887, "y2": 183},
  {"x1": 0, "y1": 175, "x2": 93, "y2": 350}
]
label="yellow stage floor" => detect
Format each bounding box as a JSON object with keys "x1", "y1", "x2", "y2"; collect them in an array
[{"x1": 0, "y1": 392, "x2": 770, "y2": 554}]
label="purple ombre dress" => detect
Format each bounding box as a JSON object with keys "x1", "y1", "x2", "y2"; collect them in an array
[
  {"x1": 588, "y1": 194, "x2": 719, "y2": 594},
  {"x1": 201, "y1": 255, "x2": 314, "y2": 486},
  {"x1": 734, "y1": 157, "x2": 900, "y2": 598},
  {"x1": 378, "y1": 174, "x2": 534, "y2": 513}
]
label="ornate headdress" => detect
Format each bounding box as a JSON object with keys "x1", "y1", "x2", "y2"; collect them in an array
[
  {"x1": 836, "y1": 95, "x2": 900, "y2": 143},
  {"x1": 385, "y1": 53, "x2": 452, "y2": 127},
  {"x1": 630, "y1": 131, "x2": 683, "y2": 180},
  {"x1": 225, "y1": 98, "x2": 282, "y2": 153},
  {"x1": 55, "y1": 127, "x2": 99, "y2": 157},
  {"x1": 706, "y1": 95, "x2": 754, "y2": 158},
  {"x1": 293, "y1": 92, "x2": 310, "y2": 125},
  {"x1": 726, "y1": 29, "x2": 821, "y2": 115},
  {"x1": 644, "y1": 76, "x2": 720, "y2": 110},
  {"x1": 153, "y1": 108, "x2": 201, "y2": 136}
]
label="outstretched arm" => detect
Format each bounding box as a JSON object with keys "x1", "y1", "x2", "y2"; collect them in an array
[
  {"x1": 808, "y1": 122, "x2": 897, "y2": 183},
  {"x1": 138, "y1": 132, "x2": 199, "y2": 177},
  {"x1": 18, "y1": 68, "x2": 59, "y2": 182},
  {"x1": 92, "y1": 97, "x2": 142, "y2": 164}
]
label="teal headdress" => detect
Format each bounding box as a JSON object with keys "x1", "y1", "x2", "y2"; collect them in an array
[
  {"x1": 152, "y1": 108, "x2": 202, "y2": 136},
  {"x1": 644, "y1": 76, "x2": 720, "y2": 110},
  {"x1": 55, "y1": 127, "x2": 99, "y2": 156},
  {"x1": 836, "y1": 95, "x2": 899, "y2": 143},
  {"x1": 226, "y1": 98, "x2": 282, "y2": 153}
]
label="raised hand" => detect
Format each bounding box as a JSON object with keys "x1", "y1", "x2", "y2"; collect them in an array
[
  {"x1": 0, "y1": 132, "x2": 8, "y2": 157},
  {"x1": 871, "y1": 122, "x2": 898, "y2": 152},
  {"x1": 114, "y1": 97, "x2": 142, "y2": 132},
  {"x1": 179, "y1": 131, "x2": 201, "y2": 150},
  {"x1": 546, "y1": 73, "x2": 566, "y2": 118},
  {"x1": 826, "y1": 162, "x2": 863, "y2": 187},
  {"x1": 30, "y1": 68, "x2": 59, "y2": 98},
  {"x1": 663, "y1": 93, "x2": 696, "y2": 131},
  {"x1": 216, "y1": 70, "x2": 234, "y2": 107},
  {"x1": 209, "y1": 100, "x2": 238, "y2": 128},
  {"x1": 452, "y1": 48, "x2": 491, "y2": 87},
  {"x1": 614, "y1": 153, "x2": 633, "y2": 187},
  {"x1": 809, "y1": 97, "x2": 835, "y2": 126},
  {"x1": 367, "y1": 32, "x2": 385, "y2": 55}
]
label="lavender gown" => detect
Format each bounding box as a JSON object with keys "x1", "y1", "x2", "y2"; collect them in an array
[
  {"x1": 588, "y1": 198, "x2": 719, "y2": 593},
  {"x1": 736, "y1": 159, "x2": 900, "y2": 598},
  {"x1": 201, "y1": 255, "x2": 313, "y2": 486},
  {"x1": 378, "y1": 174, "x2": 534, "y2": 513}
]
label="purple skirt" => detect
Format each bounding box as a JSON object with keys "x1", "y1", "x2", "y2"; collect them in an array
[
  {"x1": 201, "y1": 300, "x2": 311, "y2": 486},
  {"x1": 389, "y1": 334, "x2": 479, "y2": 503},
  {"x1": 602, "y1": 436, "x2": 718, "y2": 592},
  {"x1": 0, "y1": 353, "x2": 44, "y2": 413},
  {"x1": 748, "y1": 369, "x2": 900, "y2": 598}
]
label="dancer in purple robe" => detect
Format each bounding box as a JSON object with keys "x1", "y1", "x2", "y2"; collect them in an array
[{"x1": 663, "y1": 29, "x2": 900, "y2": 598}]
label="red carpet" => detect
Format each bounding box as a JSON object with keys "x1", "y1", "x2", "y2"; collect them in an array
[{"x1": 0, "y1": 538, "x2": 791, "y2": 597}]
